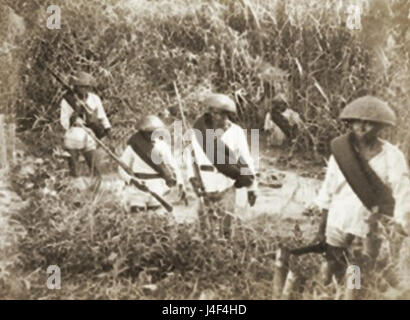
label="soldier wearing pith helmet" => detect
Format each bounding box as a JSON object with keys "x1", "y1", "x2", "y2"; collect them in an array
[
  {"x1": 60, "y1": 71, "x2": 112, "y2": 178},
  {"x1": 186, "y1": 93, "x2": 258, "y2": 239},
  {"x1": 339, "y1": 95, "x2": 397, "y2": 126},
  {"x1": 118, "y1": 115, "x2": 185, "y2": 214},
  {"x1": 312, "y1": 95, "x2": 410, "y2": 295}
]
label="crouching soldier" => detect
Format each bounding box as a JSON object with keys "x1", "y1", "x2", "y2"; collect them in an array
[
  {"x1": 60, "y1": 71, "x2": 111, "y2": 177},
  {"x1": 313, "y1": 96, "x2": 410, "y2": 294},
  {"x1": 186, "y1": 93, "x2": 258, "y2": 239},
  {"x1": 118, "y1": 115, "x2": 185, "y2": 214}
]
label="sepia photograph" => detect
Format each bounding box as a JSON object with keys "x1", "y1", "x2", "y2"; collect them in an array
[{"x1": 0, "y1": 0, "x2": 409, "y2": 302}]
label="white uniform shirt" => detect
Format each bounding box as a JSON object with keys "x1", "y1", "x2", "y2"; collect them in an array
[
  {"x1": 60, "y1": 92, "x2": 111, "y2": 151},
  {"x1": 186, "y1": 121, "x2": 257, "y2": 193},
  {"x1": 60, "y1": 92, "x2": 111, "y2": 131},
  {"x1": 118, "y1": 138, "x2": 183, "y2": 207},
  {"x1": 315, "y1": 140, "x2": 410, "y2": 238}
]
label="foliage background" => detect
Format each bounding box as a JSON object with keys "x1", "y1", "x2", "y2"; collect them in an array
[
  {"x1": 1, "y1": 0, "x2": 409, "y2": 158},
  {"x1": 0, "y1": 0, "x2": 409, "y2": 299}
]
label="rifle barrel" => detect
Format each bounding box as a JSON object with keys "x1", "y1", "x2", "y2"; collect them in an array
[
  {"x1": 46, "y1": 66, "x2": 93, "y2": 114},
  {"x1": 44, "y1": 65, "x2": 173, "y2": 212},
  {"x1": 173, "y1": 82, "x2": 206, "y2": 196},
  {"x1": 289, "y1": 242, "x2": 327, "y2": 256},
  {"x1": 79, "y1": 123, "x2": 173, "y2": 213}
]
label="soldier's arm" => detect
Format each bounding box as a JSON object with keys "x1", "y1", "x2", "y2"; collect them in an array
[
  {"x1": 236, "y1": 126, "x2": 258, "y2": 191},
  {"x1": 92, "y1": 94, "x2": 111, "y2": 129},
  {"x1": 159, "y1": 140, "x2": 184, "y2": 186},
  {"x1": 389, "y1": 149, "x2": 410, "y2": 234}
]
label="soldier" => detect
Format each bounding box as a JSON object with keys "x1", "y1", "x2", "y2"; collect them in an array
[
  {"x1": 60, "y1": 71, "x2": 111, "y2": 177},
  {"x1": 313, "y1": 96, "x2": 410, "y2": 290},
  {"x1": 186, "y1": 93, "x2": 258, "y2": 239},
  {"x1": 118, "y1": 115, "x2": 185, "y2": 214}
]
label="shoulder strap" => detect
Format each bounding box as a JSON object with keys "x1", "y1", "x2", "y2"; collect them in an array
[
  {"x1": 193, "y1": 114, "x2": 254, "y2": 186},
  {"x1": 63, "y1": 93, "x2": 82, "y2": 114},
  {"x1": 127, "y1": 132, "x2": 176, "y2": 186},
  {"x1": 330, "y1": 133, "x2": 395, "y2": 216}
]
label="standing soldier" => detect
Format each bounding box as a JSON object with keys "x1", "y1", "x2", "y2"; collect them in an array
[
  {"x1": 118, "y1": 115, "x2": 185, "y2": 214},
  {"x1": 313, "y1": 96, "x2": 410, "y2": 294},
  {"x1": 186, "y1": 93, "x2": 258, "y2": 239},
  {"x1": 60, "y1": 71, "x2": 111, "y2": 177}
]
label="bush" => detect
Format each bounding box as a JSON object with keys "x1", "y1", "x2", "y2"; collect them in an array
[
  {"x1": 5, "y1": 0, "x2": 408, "y2": 159},
  {"x1": 2, "y1": 0, "x2": 409, "y2": 299},
  {"x1": 2, "y1": 152, "x2": 407, "y2": 299}
]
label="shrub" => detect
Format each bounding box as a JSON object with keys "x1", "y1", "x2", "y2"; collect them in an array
[{"x1": 4, "y1": 0, "x2": 408, "y2": 159}]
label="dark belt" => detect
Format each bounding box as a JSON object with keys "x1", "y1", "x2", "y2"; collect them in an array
[
  {"x1": 130, "y1": 205, "x2": 161, "y2": 213},
  {"x1": 199, "y1": 165, "x2": 215, "y2": 172},
  {"x1": 132, "y1": 172, "x2": 162, "y2": 180}
]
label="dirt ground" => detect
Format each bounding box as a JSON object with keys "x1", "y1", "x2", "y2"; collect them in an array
[
  {"x1": 1, "y1": 135, "x2": 325, "y2": 250},
  {"x1": 87, "y1": 138, "x2": 325, "y2": 238},
  {"x1": 2, "y1": 139, "x2": 409, "y2": 299}
]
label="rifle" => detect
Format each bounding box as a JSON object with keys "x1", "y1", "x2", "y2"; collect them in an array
[
  {"x1": 46, "y1": 66, "x2": 173, "y2": 213},
  {"x1": 46, "y1": 66, "x2": 106, "y2": 138},
  {"x1": 46, "y1": 66, "x2": 93, "y2": 114},
  {"x1": 80, "y1": 123, "x2": 173, "y2": 213},
  {"x1": 173, "y1": 82, "x2": 205, "y2": 203},
  {"x1": 289, "y1": 241, "x2": 327, "y2": 256}
]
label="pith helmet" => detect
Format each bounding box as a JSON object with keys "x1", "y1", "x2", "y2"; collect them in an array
[
  {"x1": 138, "y1": 115, "x2": 166, "y2": 132},
  {"x1": 340, "y1": 96, "x2": 396, "y2": 126},
  {"x1": 204, "y1": 93, "x2": 237, "y2": 114},
  {"x1": 72, "y1": 71, "x2": 96, "y2": 87}
]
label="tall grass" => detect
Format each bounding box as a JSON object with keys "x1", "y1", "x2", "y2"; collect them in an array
[
  {"x1": 1, "y1": 0, "x2": 409, "y2": 299},
  {"x1": 2, "y1": 152, "x2": 408, "y2": 299},
  {"x1": 4, "y1": 0, "x2": 408, "y2": 159}
]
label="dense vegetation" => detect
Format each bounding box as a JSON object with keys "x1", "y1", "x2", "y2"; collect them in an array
[
  {"x1": 2, "y1": 0, "x2": 409, "y2": 158},
  {"x1": 0, "y1": 0, "x2": 409, "y2": 299}
]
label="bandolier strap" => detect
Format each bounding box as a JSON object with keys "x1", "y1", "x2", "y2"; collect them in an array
[{"x1": 330, "y1": 133, "x2": 395, "y2": 216}]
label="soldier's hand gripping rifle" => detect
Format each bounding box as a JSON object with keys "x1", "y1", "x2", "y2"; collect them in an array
[
  {"x1": 46, "y1": 66, "x2": 172, "y2": 212},
  {"x1": 80, "y1": 124, "x2": 174, "y2": 213},
  {"x1": 173, "y1": 82, "x2": 206, "y2": 205},
  {"x1": 46, "y1": 66, "x2": 106, "y2": 138}
]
